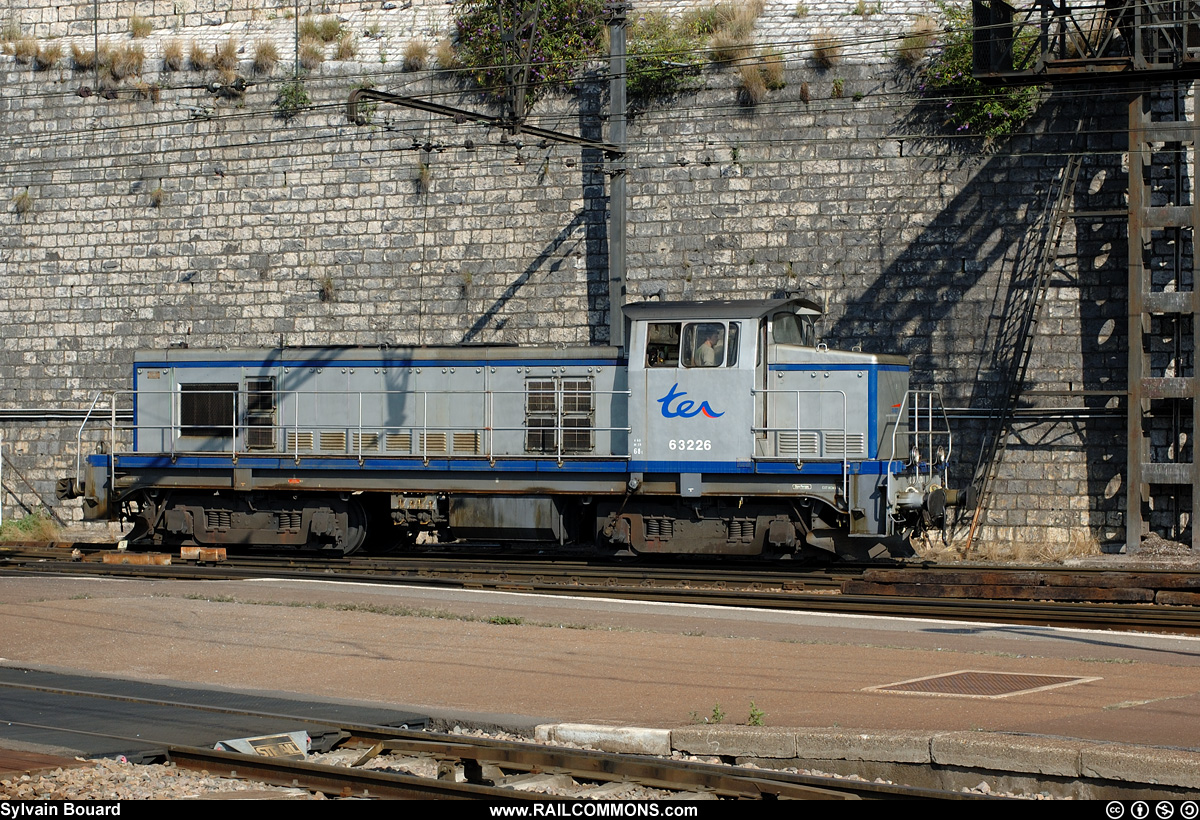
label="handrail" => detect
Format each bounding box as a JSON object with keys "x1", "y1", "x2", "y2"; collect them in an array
[
  {"x1": 750, "y1": 387, "x2": 849, "y2": 504},
  {"x1": 75, "y1": 391, "x2": 106, "y2": 491},
  {"x1": 105, "y1": 387, "x2": 634, "y2": 461}
]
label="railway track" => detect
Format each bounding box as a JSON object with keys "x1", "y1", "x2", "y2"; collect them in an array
[
  {"x1": 0, "y1": 677, "x2": 980, "y2": 800},
  {"x1": 3, "y1": 543, "x2": 1200, "y2": 634}
]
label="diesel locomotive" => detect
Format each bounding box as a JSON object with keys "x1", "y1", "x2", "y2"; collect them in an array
[{"x1": 59, "y1": 297, "x2": 964, "y2": 559}]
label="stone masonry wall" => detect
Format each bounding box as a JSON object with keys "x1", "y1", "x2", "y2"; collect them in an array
[{"x1": 0, "y1": 0, "x2": 1153, "y2": 551}]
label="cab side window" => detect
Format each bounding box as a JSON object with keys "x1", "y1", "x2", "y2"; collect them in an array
[
  {"x1": 646, "y1": 322, "x2": 681, "y2": 367},
  {"x1": 682, "y1": 322, "x2": 726, "y2": 368}
]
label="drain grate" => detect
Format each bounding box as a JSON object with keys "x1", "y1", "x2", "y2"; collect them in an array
[{"x1": 865, "y1": 670, "x2": 1100, "y2": 699}]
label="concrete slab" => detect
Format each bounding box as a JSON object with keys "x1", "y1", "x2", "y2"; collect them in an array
[
  {"x1": 534, "y1": 724, "x2": 671, "y2": 756},
  {"x1": 932, "y1": 732, "x2": 1086, "y2": 777},
  {"x1": 670, "y1": 725, "x2": 796, "y2": 759},
  {"x1": 794, "y1": 728, "x2": 933, "y2": 763},
  {"x1": 1081, "y1": 744, "x2": 1200, "y2": 789}
]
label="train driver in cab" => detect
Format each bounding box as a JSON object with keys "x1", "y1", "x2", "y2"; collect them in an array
[{"x1": 694, "y1": 325, "x2": 724, "y2": 367}]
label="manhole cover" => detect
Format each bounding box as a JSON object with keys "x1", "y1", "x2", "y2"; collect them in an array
[{"x1": 865, "y1": 670, "x2": 1100, "y2": 698}]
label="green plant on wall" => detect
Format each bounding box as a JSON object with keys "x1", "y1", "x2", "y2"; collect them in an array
[
  {"x1": 920, "y1": 2, "x2": 1041, "y2": 138},
  {"x1": 275, "y1": 79, "x2": 310, "y2": 120},
  {"x1": 451, "y1": 0, "x2": 605, "y2": 114}
]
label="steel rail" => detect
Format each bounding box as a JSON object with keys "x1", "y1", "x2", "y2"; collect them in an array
[
  {"x1": 2, "y1": 555, "x2": 1199, "y2": 634},
  {"x1": 0, "y1": 678, "x2": 975, "y2": 799}
]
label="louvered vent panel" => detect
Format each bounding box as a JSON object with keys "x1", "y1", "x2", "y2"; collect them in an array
[
  {"x1": 824, "y1": 433, "x2": 866, "y2": 456},
  {"x1": 353, "y1": 432, "x2": 379, "y2": 452},
  {"x1": 422, "y1": 432, "x2": 448, "y2": 453},
  {"x1": 453, "y1": 431, "x2": 479, "y2": 453},
  {"x1": 385, "y1": 433, "x2": 412, "y2": 452},
  {"x1": 287, "y1": 431, "x2": 314, "y2": 451},
  {"x1": 320, "y1": 432, "x2": 347, "y2": 452}
]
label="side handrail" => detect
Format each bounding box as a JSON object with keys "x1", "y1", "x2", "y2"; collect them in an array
[
  {"x1": 75, "y1": 391, "x2": 106, "y2": 492},
  {"x1": 750, "y1": 387, "x2": 849, "y2": 504},
  {"x1": 107, "y1": 386, "x2": 634, "y2": 461}
]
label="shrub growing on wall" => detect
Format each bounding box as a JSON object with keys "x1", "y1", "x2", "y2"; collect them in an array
[
  {"x1": 921, "y1": 2, "x2": 1041, "y2": 138},
  {"x1": 451, "y1": 0, "x2": 605, "y2": 112}
]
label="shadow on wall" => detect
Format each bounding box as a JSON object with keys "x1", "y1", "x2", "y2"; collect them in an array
[
  {"x1": 459, "y1": 75, "x2": 612, "y2": 347},
  {"x1": 823, "y1": 94, "x2": 1129, "y2": 543}
]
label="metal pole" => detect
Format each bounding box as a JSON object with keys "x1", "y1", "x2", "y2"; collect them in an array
[{"x1": 607, "y1": 3, "x2": 628, "y2": 351}]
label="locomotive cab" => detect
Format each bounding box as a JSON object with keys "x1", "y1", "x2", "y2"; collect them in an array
[{"x1": 614, "y1": 297, "x2": 957, "y2": 558}]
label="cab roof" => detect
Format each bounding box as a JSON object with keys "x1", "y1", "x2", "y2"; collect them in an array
[{"x1": 621, "y1": 297, "x2": 822, "y2": 321}]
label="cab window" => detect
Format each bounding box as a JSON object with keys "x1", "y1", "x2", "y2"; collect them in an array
[
  {"x1": 772, "y1": 312, "x2": 815, "y2": 346},
  {"x1": 646, "y1": 322, "x2": 681, "y2": 367},
  {"x1": 682, "y1": 322, "x2": 725, "y2": 368}
]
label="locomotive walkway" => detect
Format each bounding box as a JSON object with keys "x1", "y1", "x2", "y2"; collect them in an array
[{"x1": 0, "y1": 571, "x2": 1197, "y2": 796}]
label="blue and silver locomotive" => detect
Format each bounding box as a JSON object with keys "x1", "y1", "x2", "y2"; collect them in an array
[{"x1": 61, "y1": 298, "x2": 963, "y2": 558}]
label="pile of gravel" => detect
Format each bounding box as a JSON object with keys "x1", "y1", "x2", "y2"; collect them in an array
[{"x1": 0, "y1": 757, "x2": 314, "y2": 800}]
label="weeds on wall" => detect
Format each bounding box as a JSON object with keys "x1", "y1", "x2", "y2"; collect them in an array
[
  {"x1": 897, "y1": 16, "x2": 937, "y2": 67},
  {"x1": 149, "y1": 185, "x2": 165, "y2": 207},
  {"x1": 253, "y1": 39, "x2": 279, "y2": 75},
  {"x1": 736, "y1": 61, "x2": 766, "y2": 105},
  {"x1": 33, "y1": 42, "x2": 61, "y2": 71},
  {"x1": 130, "y1": 15, "x2": 152, "y2": 39},
  {"x1": 163, "y1": 39, "x2": 184, "y2": 71},
  {"x1": 403, "y1": 40, "x2": 430, "y2": 72},
  {"x1": 920, "y1": 2, "x2": 1041, "y2": 138},
  {"x1": 190, "y1": 41, "x2": 214, "y2": 70},
  {"x1": 12, "y1": 189, "x2": 32, "y2": 215},
  {"x1": 108, "y1": 44, "x2": 145, "y2": 80},
  {"x1": 318, "y1": 274, "x2": 335, "y2": 302},
  {"x1": 334, "y1": 34, "x2": 357, "y2": 61},
  {"x1": 10, "y1": 37, "x2": 37, "y2": 64},
  {"x1": 416, "y1": 162, "x2": 432, "y2": 195},
  {"x1": 299, "y1": 16, "x2": 343, "y2": 44},
  {"x1": 811, "y1": 31, "x2": 842, "y2": 69},
  {"x1": 70, "y1": 42, "x2": 100, "y2": 71},
  {"x1": 434, "y1": 38, "x2": 460, "y2": 71},
  {"x1": 275, "y1": 79, "x2": 310, "y2": 120},
  {"x1": 299, "y1": 41, "x2": 325, "y2": 70},
  {"x1": 214, "y1": 38, "x2": 238, "y2": 72}
]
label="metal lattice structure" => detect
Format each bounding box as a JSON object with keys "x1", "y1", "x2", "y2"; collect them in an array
[
  {"x1": 974, "y1": 0, "x2": 1200, "y2": 81},
  {"x1": 974, "y1": 0, "x2": 1199, "y2": 552}
]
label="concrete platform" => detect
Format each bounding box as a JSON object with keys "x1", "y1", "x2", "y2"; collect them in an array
[{"x1": 1, "y1": 573, "x2": 1197, "y2": 796}]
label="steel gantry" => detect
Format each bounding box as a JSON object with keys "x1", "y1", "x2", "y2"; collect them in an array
[{"x1": 974, "y1": 0, "x2": 1200, "y2": 551}]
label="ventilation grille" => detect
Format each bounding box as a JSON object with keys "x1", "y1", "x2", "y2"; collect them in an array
[
  {"x1": 386, "y1": 432, "x2": 412, "y2": 453},
  {"x1": 320, "y1": 432, "x2": 347, "y2": 452},
  {"x1": 825, "y1": 433, "x2": 866, "y2": 456},
  {"x1": 526, "y1": 380, "x2": 557, "y2": 413},
  {"x1": 353, "y1": 432, "x2": 379, "y2": 452},
  {"x1": 287, "y1": 431, "x2": 314, "y2": 451},
  {"x1": 421, "y1": 432, "x2": 447, "y2": 453},
  {"x1": 453, "y1": 431, "x2": 479, "y2": 454},
  {"x1": 777, "y1": 432, "x2": 819, "y2": 457}
]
